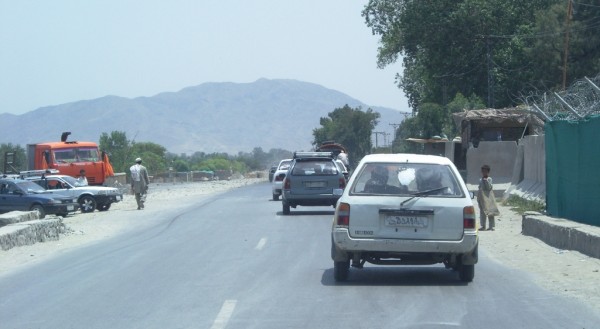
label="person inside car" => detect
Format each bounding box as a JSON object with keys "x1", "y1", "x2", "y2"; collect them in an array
[{"x1": 364, "y1": 165, "x2": 405, "y2": 194}]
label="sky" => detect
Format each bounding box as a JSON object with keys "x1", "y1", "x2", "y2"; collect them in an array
[{"x1": 0, "y1": 1, "x2": 410, "y2": 115}]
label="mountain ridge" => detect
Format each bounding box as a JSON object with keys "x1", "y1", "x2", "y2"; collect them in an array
[{"x1": 0, "y1": 79, "x2": 405, "y2": 154}]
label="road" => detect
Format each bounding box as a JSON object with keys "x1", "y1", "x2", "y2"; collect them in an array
[{"x1": 1, "y1": 182, "x2": 599, "y2": 328}]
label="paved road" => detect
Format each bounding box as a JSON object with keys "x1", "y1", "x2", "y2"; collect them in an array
[{"x1": 1, "y1": 183, "x2": 599, "y2": 328}]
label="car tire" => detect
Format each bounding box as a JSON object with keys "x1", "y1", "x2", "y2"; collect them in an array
[
  {"x1": 334, "y1": 260, "x2": 350, "y2": 282},
  {"x1": 30, "y1": 204, "x2": 46, "y2": 219},
  {"x1": 459, "y1": 264, "x2": 475, "y2": 282},
  {"x1": 282, "y1": 202, "x2": 290, "y2": 215},
  {"x1": 97, "y1": 203, "x2": 111, "y2": 211},
  {"x1": 79, "y1": 195, "x2": 97, "y2": 213},
  {"x1": 272, "y1": 193, "x2": 279, "y2": 201}
]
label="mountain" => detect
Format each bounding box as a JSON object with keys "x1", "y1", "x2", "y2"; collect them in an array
[{"x1": 0, "y1": 79, "x2": 406, "y2": 154}]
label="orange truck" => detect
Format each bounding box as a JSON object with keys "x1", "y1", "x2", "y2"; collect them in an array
[{"x1": 26, "y1": 132, "x2": 114, "y2": 185}]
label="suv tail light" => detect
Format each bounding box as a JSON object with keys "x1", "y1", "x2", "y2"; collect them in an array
[
  {"x1": 338, "y1": 177, "x2": 346, "y2": 189},
  {"x1": 336, "y1": 203, "x2": 350, "y2": 226},
  {"x1": 463, "y1": 206, "x2": 476, "y2": 229},
  {"x1": 283, "y1": 177, "x2": 290, "y2": 190}
]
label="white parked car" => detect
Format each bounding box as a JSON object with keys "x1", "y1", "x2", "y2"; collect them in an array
[
  {"x1": 25, "y1": 174, "x2": 123, "y2": 213},
  {"x1": 331, "y1": 154, "x2": 478, "y2": 282},
  {"x1": 271, "y1": 159, "x2": 292, "y2": 200}
]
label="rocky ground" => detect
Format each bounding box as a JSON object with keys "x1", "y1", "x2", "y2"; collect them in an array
[{"x1": 1, "y1": 177, "x2": 599, "y2": 311}]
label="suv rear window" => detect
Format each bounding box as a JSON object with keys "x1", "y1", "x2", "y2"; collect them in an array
[{"x1": 291, "y1": 160, "x2": 339, "y2": 176}]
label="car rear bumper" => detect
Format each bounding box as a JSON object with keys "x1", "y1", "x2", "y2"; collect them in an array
[
  {"x1": 332, "y1": 228, "x2": 478, "y2": 255},
  {"x1": 282, "y1": 192, "x2": 340, "y2": 206}
]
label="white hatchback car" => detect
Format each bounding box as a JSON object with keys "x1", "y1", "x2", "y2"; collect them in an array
[
  {"x1": 271, "y1": 159, "x2": 292, "y2": 200},
  {"x1": 331, "y1": 154, "x2": 478, "y2": 282}
]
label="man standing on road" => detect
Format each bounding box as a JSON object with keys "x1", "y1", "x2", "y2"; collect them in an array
[{"x1": 130, "y1": 157, "x2": 150, "y2": 210}]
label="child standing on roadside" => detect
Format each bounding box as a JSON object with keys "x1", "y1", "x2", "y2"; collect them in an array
[{"x1": 478, "y1": 164, "x2": 500, "y2": 231}]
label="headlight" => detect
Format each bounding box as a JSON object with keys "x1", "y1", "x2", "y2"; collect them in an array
[
  {"x1": 98, "y1": 190, "x2": 108, "y2": 195},
  {"x1": 46, "y1": 199, "x2": 59, "y2": 204}
]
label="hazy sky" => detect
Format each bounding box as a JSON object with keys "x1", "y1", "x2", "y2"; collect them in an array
[{"x1": 0, "y1": 1, "x2": 410, "y2": 115}]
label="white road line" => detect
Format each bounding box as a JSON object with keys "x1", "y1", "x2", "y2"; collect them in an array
[
  {"x1": 210, "y1": 300, "x2": 237, "y2": 329},
  {"x1": 255, "y1": 237, "x2": 267, "y2": 250}
]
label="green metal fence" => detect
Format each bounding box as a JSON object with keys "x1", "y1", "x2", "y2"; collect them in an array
[{"x1": 546, "y1": 116, "x2": 600, "y2": 225}]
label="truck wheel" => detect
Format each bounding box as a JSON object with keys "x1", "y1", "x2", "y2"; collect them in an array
[
  {"x1": 459, "y1": 264, "x2": 475, "y2": 282},
  {"x1": 97, "y1": 203, "x2": 111, "y2": 211},
  {"x1": 30, "y1": 204, "x2": 46, "y2": 219},
  {"x1": 79, "y1": 196, "x2": 96, "y2": 213},
  {"x1": 282, "y1": 202, "x2": 290, "y2": 215},
  {"x1": 334, "y1": 260, "x2": 350, "y2": 282}
]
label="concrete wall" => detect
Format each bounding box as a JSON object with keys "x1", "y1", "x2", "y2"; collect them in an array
[
  {"x1": 466, "y1": 141, "x2": 517, "y2": 185},
  {"x1": 504, "y1": 135, "x2": 546, "y2": 201}
]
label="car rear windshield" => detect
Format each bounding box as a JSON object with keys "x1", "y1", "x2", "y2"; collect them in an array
[
  {"x1": 291, "y1": 160, "x2": 339, "y2": 176},
  {"x1": 350, "y1": 162, "x2": 463, "y2": 197}
]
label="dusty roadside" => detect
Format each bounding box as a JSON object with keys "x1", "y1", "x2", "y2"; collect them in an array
[{"x1": 1, "y1": 178, "x2": 599, "y2": 312}]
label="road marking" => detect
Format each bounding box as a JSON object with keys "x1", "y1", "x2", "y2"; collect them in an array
[
  {"x1": 255, "y1": 237, "x2": 267, "y2": 250},
  {"x1": 210, "y1": 300, "x2": 237, "y2": 329}
]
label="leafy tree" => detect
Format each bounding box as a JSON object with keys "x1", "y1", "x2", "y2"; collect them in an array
[
  {"x1": 130, "y1": 142, "x2": 167, "y2": 175},
  {"x1": 0, "y1": 143, "x2": 26, "y2": 174},
  {"x1": 99, "y1": 131, "x2": 131, "y2": 173},
  {"x1": 312, "y1": 104, "x2": 380, "y2": 165}
]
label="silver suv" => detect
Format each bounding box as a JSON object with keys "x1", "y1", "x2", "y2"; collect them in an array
[
  {"x1": 26, "y1": 174, "x2": 123, "y2": 213},
  {"x1": 281, "y1": 152, "x2": 346, "y2": 215}
]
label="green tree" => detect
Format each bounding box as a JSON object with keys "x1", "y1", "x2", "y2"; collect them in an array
[
  {"x1": 130, "y1": 142, "x2": 167, "y2": 175},
  {"x1": 312, "y1": 104, "x2": 380, "y2": 165},
  {"x1": 99, "y1": 131, "x2": 131, "y2": 173},
  {"x1": 0, "y1": 143, "x2": 26, "y2": 174}
]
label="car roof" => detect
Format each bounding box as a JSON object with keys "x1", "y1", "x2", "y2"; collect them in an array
[{"x1": 358, "y1": 153, "x2": 453, "y2": 165}]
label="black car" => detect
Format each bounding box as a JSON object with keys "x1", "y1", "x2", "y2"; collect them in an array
[{"x1": 0, "y1": 178, "x2": 79, "y2": 218}]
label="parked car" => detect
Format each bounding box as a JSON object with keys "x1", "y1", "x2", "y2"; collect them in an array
[
  {"x1": 281, "y1": 152, "x2": 346, "y2": 214},
  {"x1": 330, "y1": 153, "x2": 478, "y2": 282},
  {"x1": 25, "y1": 174, "x2": 123, "y2": 213},
  {"x1": 271, "y1": 159, "x2": 292, "y2": 200},
  {"x1": 0, "y1": 178, "x2": 79, "y2": 218}
]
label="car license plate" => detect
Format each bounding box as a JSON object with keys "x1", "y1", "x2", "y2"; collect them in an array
[
  {"x1": 385, "y1": 216, "x2": 428, "y2": 228},
  {"x1": 67, "y1": 205, "x2": 74, "y2": 211},
  {"x1": 305, "y1": 181, "x2": 326, "y2": 188}
]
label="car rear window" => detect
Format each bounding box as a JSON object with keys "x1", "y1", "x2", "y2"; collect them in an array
[
  {"x1": 291, "y1": 160, "x2": 339, "y2": 176},
  {"x1": 351, "y1": 163, "x2": 463, "y2": 196}
]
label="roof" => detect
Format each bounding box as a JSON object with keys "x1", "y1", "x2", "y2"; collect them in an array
[
  {"x1": 452, "y1": 107, "x2": 545, "y2": 132},
  {"x1": 359, "y1": 153, "x2": 453, "y2": 165}
]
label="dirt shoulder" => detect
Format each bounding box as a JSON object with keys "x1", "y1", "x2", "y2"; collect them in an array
[{"x1": 1, "y1": 178, "x2": 599, "y2": 311}]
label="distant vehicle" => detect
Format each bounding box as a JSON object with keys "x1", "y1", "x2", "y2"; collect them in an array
[
  {"x1": 0, "y1": 178, "x2": 79, "y2": 218},
  {"x1": 316, "y1": 141, "x2": 349, "y2": 169},
  {"x1": 281, "y1": 152, "x2": 346, "y2": 215},
  {"x1": 268, "y1": 165, "x2": 277, "y2": 182},
  {"x1": 271, "y1": 159, "x2": 292, "y2": 201},
  {"x1": 331, "y1": 153, "x2": 478, "y2": 282},
  {"x1": 23, "y1": 173, "x2": 123, "y2": 213},
  {"x1": 25, "y1": 132, "x2": 114, "y2": 185}
]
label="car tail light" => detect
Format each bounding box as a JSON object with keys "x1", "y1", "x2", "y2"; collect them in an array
[
  {"x1": 338, "y1": 177, "x2": 346, "y2": 189},
  {"x1": 283, "y1": 177, "x2": 290, "y2": 190},
  {"x1": 463, "y1": 206, "x2": 476, "y2": 229},
  {"x1": 336, "y1": 203, "x2": 350, "y2": 226}
]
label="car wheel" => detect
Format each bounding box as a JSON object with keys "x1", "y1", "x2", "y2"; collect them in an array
[
  {"x1": 79, "y1": 195, "x2": 97, "y2": 213},
  {"x1": 282, "y1": 202, "x2": 290, "y2": 215},
  {"x1": 459, "y1": 264, "x2": 475, "y2": 282},
  {"x1": 334, "y1": 260, "x2": 350, "y2": 282},
  {"x1": 97, "y1": 203, "x2": 111, "y2": 211},
  {"x1": 30, "y1": 204, "x2": 46, "y2": 219},
  {"x1": 272, "y1": 193, "x2": 279, "y2": 201}
]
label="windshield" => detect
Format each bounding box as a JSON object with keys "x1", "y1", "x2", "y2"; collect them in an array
[
  {"x1": 278, "y1": 160, "x2": 292, "y2": 171},
  {"x1": 53, "y1": 147, "x2": 99, "y2": 163},
  {"x1": 60, "y1": 175, "x2": 85, "y2": 187},
  {"x1": 350, "y1": 163, "x2": 463, "y2": 197}
]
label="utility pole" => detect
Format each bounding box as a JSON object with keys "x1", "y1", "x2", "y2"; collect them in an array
[
  {"x1": 389, "y1": 123, "x2": 401, "y2": 153},
  {"x1": 373, "y1": 131, "x2": 385, "y2": 149},
  {"x1": 562, "y1": 0, "x2": 573, "y2": 90}
]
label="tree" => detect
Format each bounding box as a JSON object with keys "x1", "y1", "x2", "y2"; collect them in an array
[
  {"x1": 130, "y1": 142, "x2": 168, "y2": 175},
  {"x1": 99, "y1": 131, "x2": 131, "y2": 173},
  {"x1": 0, "y1": 143, "x2": 26, "y2": 174},
  {"x1": 363, "y1": 0, "x2": 562, "y2": 110},
  {"x1": 312, "y1": 104, "x2": 380, "y2": 165}
]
